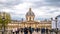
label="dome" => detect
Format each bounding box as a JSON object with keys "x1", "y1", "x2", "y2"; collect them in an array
[{"x1": 26, "y1": 8, "x2": 35, "y2": 16}]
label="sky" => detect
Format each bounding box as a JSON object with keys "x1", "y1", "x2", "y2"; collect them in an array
[{"x1": 0, "y1": 0, "x2": 60, "y2": 20}]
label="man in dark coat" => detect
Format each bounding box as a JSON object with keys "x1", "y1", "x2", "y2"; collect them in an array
[
  {"x1": 24, "y1": 27, "x2": 28, "y2": 34},
  {"x1": 29, "y1": 27, "x2": 32, "y2": 34}
]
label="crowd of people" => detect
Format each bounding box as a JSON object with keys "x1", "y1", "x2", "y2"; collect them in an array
[{"x1": 11, "y1": 27, "x2": 49, "y2": 34}]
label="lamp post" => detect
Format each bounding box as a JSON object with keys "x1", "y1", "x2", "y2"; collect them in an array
[
  {"x1": 2, "y1": 17, "x2": 5, "y2": 34},
  {"x1": 55, "y1": 17, "x2": 58, "y2": 34},
  {"x1": 51, "y1": 17, "x2": 58, "y2": 34},
  {"x1": 17, "y1": 21, "x2": 20, "y2": 34}
]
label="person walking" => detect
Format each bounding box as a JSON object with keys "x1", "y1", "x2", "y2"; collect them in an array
[{"x1": 24, "y1": 27, "x2": 28, "y2": 34}]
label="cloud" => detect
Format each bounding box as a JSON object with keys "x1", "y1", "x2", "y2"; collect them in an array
[
  {"x1": 32, "y1": 0, "x2": 60, "y2": 8},
  {"x1": 21, "y1": 0, "x2": 43, "y2": 2},
  {"x1": 13, "y1": 2, "x2": 34, "y2": 9},
  {"x1": 45, "y1": 0, "x2": 60, "y2": 6},
  {"x1": 0, "y1": 0, "x2": 60, "y2": 20},
  {"x1": 32, "y1": 6, "x2": 60, "y2": 18},
  {"x1": 0, "y1": 0, "x2": 22, "y2": 9}
]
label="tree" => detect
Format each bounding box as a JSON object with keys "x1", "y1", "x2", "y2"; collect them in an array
[{"x1": 0, "y1": 12, "x2": 11, "y2": 34}]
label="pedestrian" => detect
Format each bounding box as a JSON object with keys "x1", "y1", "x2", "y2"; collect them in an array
[
  {"x1": 12, "y1": 29, "x2": 15, "y2": 34},
  {"x1": 24, "y1": 27, "x2": 28, "y2": 34},
  {"x1": 29, "y1": 27, "x2": 32, "y2": 34}
]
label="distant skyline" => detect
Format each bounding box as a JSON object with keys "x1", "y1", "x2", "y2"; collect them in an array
[{"x1": 0, "y1": 0, "x2": 60, "y2": 20}]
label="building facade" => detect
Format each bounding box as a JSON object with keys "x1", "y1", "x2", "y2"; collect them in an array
[{"x1": 7, "y1": 8, "x2": 52, "y2": 34}]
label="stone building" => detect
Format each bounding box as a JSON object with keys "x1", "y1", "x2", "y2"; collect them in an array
[{"x1": 7, "y1": 8, "x2": 52, "y2": 34}]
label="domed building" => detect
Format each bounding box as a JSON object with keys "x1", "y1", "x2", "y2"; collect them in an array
[
  {"x1": 7, "y1": 8, "x2": 52, "y2": 34},
  {"x1": 26, "y1": 8, "x2": 35, "y2": 21}
]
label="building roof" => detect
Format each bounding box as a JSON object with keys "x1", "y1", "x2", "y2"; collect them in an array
[{"x1": 26, "y1": 8, "x2": 35, "y2": 16}]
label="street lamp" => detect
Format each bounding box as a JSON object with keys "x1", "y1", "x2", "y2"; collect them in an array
[
  {"x1": 2, "y1": 17, "x2": 5, "y2": 34},
  {"x1": 55, "y1": 17, "x2": 58, "y2": 34},
  {"x1": 51, "y1": 17, "x2": 58, "y2": 34}
]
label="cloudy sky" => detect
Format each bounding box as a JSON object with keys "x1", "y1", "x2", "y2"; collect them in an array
[{"x1": 0, "y1": 0, "x2": 60, "y2": 20}]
